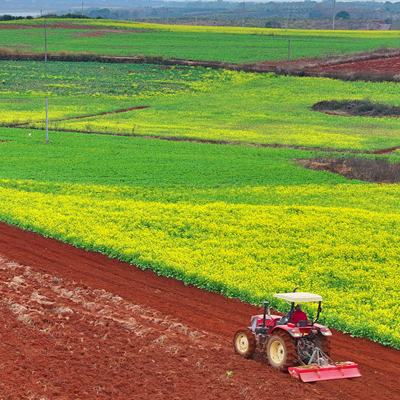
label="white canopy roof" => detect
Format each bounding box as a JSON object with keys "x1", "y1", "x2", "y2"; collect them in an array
[{"x1": 274, "y1": 292, "x2": 322, "y2": 303}]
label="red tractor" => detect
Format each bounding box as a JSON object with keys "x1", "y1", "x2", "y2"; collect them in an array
[{"x1": 233, "y1": 292, "x2": 361, "y2": 382}]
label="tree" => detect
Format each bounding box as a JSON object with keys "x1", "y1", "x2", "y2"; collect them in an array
[
  {"x1": 335, "y1": 10, "x2": 350, "y2": 20},
  {"x1": 265, "y1": 20, "x2": 281, "y2": 28}
]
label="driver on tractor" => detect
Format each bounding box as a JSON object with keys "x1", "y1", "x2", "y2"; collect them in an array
[{"x1": 290, "y1": 304, "x2": 308, "y2": 325}]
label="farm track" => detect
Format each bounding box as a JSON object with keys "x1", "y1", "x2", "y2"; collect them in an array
[
  {"x1": 0, "y1": 51, "x2": 254, "y2": 72},
  {"x1": 0, "y1": 222, "x2": 399, "y2": 399}
]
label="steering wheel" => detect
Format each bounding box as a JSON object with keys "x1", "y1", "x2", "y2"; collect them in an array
[{"x1": 278, "y1": 315, "x2": 289, "y2": 325}]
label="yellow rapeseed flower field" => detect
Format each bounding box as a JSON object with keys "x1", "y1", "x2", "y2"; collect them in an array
[{"x1": 0, "y1": 178, "x2": 398, "y2": 348}]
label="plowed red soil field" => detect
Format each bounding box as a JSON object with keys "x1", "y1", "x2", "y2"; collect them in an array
[
  {"x1": 306, "y1": 55, "x2": 400, "y2": 78},
  {"x1": 0, "y1": 222, "x2": 399, "y2": 400}
]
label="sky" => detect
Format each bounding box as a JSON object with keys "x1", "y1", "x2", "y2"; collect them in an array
[{"x1": 0, "y1": 0, "x2": 387, "y2": 14}]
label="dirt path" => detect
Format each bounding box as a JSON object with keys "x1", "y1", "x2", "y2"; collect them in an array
[{"x1": 0, "y1": 222, "x2": 399, "y2": 399}]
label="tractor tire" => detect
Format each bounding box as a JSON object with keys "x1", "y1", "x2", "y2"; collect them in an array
[
  {"x1": 233, "y1": 329, "x2": 256, "y2": 359},
  {"x1": 265, "y1": 331, "x2": 297, "y2": 371},
  {"x1": 315, "y1": 334, "x2": 331, "y2": 357}
]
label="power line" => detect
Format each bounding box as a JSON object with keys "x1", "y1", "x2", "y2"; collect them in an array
[
  {"x1": 332, "y1": 0, "x2": 336, "y2": 30},
  {"x1": 44, "y1": 13, "x2": 49, "y2": 144}
]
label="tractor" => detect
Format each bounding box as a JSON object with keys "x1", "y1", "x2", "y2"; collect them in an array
[{"x1": 233, "y1": 291, "x2": 361, "y2": 382}]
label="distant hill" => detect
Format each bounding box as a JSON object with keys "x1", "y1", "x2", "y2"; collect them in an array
[{"x1": 1, "y1": 0, "x2": 399, "y2": 30}]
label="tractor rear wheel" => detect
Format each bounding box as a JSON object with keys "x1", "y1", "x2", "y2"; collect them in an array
[
  {"x1": 266, "y1": 331, "x2": 297, "y2": 371},
  {"x1": 233, "y1": 329, "x2": 256, "y2": 359}
]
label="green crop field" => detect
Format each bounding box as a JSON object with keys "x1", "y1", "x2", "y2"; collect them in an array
[
  {"x1": 1, "y1": 18, "x2": 400, "y2": 62},
  {"x1": 2, "y1": 60, "x2": 400, "y2": 151},
  {"x1": 0, "y1": 54, "x2": 399, "y2": 349}
]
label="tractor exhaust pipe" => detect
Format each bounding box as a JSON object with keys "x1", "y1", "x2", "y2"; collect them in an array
[{"x1": 262, "y1": 301, "x2": 270, "y2": 328}]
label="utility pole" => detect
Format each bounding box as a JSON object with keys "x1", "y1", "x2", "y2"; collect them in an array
[
  {"x1": 81, "y1": 1, "x2": 84, "y2": 17},
  {"x1": 44, "y1": 15, "x2": 49, "y2": 144},
  {"x1": 332, "y1": 0, "x2": 336, "y2": 30}
]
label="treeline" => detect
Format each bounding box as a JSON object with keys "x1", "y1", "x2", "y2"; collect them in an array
[
  {"x1": 0, "y1": 14, "x2": 100, "y2": 21},
  {"x1": 0, "y1": 15, "x2": 34, "y2": 21},
  {"x1": 43, "y1": 13, "x2": 101, "y2": 20}
]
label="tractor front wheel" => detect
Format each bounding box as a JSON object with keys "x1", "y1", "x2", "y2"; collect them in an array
[
  {"x1": 266, "y1": 331, "x2": 297, "y2": 371},
  {"x1": 233, "y1": 329, "x2": 256, "y2": 359}
]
